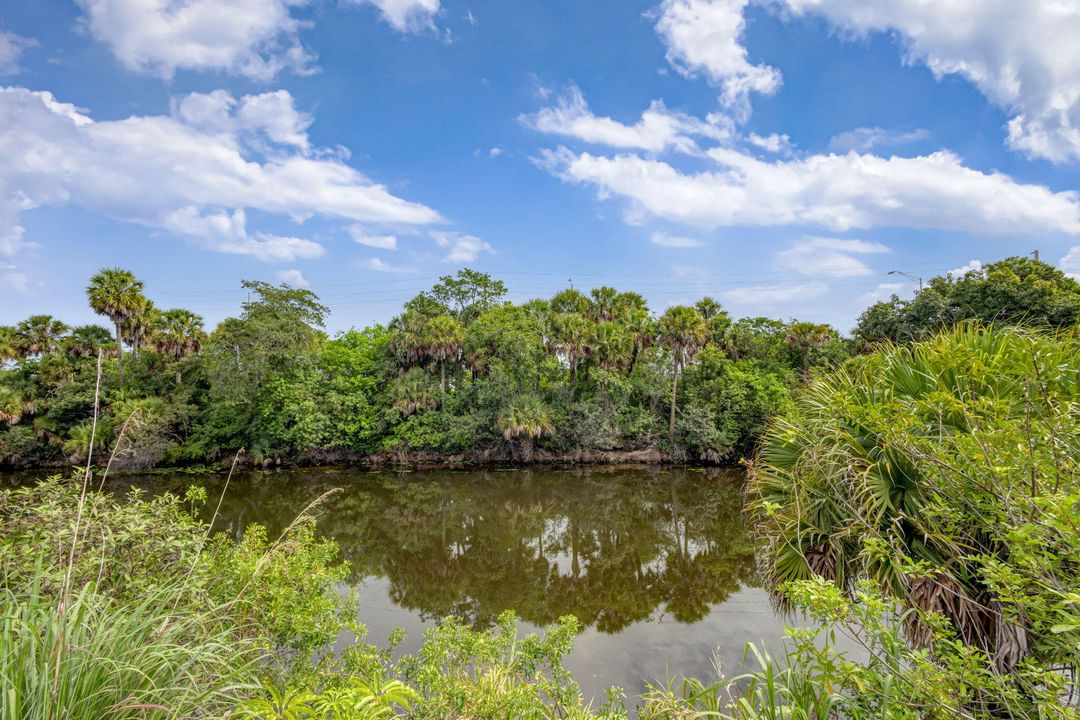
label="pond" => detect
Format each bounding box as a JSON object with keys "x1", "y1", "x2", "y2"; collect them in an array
[{"x1": 8, "y1": 466, "x2": 795, "y2": 704}]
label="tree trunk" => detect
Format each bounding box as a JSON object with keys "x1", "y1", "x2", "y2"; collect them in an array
[
  {"x1": 668, "y1": 358, "x2": 680, "y2": 445},
  {"x1": 115, "y1": 320, "x2": 124, "y2": 388},
  {"x1": 175, "y1": 369, "x2": 182, "y2": 385},
  {"x1": 440, "y1": 362, "x2": 446, "y2": 395}
]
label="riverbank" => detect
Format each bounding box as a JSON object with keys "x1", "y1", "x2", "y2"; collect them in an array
[{"x1": 2, "y1": 446, "x2": 742, "y2": 474}]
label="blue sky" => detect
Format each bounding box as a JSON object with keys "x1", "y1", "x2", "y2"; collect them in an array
[{"x1": 2, "y1": 0, "x2": 1079, "y2": 333}]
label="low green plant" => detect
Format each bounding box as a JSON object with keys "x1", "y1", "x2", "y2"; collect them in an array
[{"x1": 0, "y1": 577, "x2": 256, "y2": 720}]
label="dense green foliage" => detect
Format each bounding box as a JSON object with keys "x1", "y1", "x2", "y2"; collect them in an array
[
  {"x1": 746, "y1": 325, "x2": 1080, "y2": 718},
  {"x1": 853, "y1": 257, "x2": 1080, "y2": 348},
  {"x1": 1, "y1": 268, "x2": 850, "y2": 468}
]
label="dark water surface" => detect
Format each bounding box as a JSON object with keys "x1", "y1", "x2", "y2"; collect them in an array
[{"x1": 9, "y1": 466, "x2": 794, "y2": 703}]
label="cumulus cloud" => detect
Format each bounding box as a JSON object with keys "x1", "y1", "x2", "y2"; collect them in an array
[
  {"x1": 1060, "y1": 246, "x2": 1080, "y2": 279},
  {"x1": 947, "y1": 259, "x2": 984, "y2": 278},
  {"x1": 539, "y1": 145, "x2": 1080, "y2": 236},
  {"x1": 75, "y1": 0, "x2": 316, "y2": 80},
  {"x1": 362, "y1": 257, "x2": 415, "y2": 273},
  {"x1": 652, "y1": 0, "x2": 780, "y2": 119},
  {"x1": 651, "y1": 232, "x2": 703, "y2": 248},
  {"x1": 828, "y1": 126, "x2": 929, "y2": 153},
  {"x1": 0, "y1": 32, "x2": 35, "y2": 76},
  {"x1": 275, "y1": 268, "x2": 309, "y2": 287},
  {"x1": 857, "y1": 281, "x2": 906, "y2": 305},
  {"x1": 348, "y1": 0, "x2": 441, "y2": 32},
  {"x1": 775, "y1": 236, "x2": 889, "y2": 277},
  {"x1": 775, "y1": 1, "x2": 1080, "y2": 163},
  {"x1": 0, "y1": 86, "x2": 443, "y2": 262},
  {"x1": 348, "y1": 226, "x2": 398, "y2": 249},
  {"x1": 172, "y1": 89, "x2": 313, "y2": 150},
  {"x1": 722, "y1": 282, "x2": 828, "y2": 304},
  {"x1": 520, "y1": 84, "x2": 732, "y2": 153},
  {"x1": 432, "y1": 231, "x2": 494, "y2": 263},
  {"x1": 747, "y1": 132, "x2": 792, "y2": 154},
  {"x1": 161, "y1": 207, "x2": 325, "y2": 262}
]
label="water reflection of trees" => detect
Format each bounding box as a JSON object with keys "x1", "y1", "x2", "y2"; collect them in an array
[{"x1": 120, "y1": 467, "x2": 759, "y2": 634}]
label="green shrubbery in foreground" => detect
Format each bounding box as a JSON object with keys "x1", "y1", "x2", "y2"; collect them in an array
[{"x1": 3, "y1": 325, "x2": 1079, "y2": 719}]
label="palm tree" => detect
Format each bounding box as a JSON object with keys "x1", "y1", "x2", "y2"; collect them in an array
[
  {"x1": 498, "y1": 395, "x2": 555, "y2": 461},
  {"x1": 152, "y1": 309, "x2": 206, "y2": 383},
  {"x1": 63, "y1": 419, "x2": 112, "y2": 462},
  {"x1": 64, "y1": 325, "x2": 113, "y2": 360},
  {"x1": 0, "y1": 385, "x2": 27, "y2": 424},
  {"x1": 13, "y1": 315, "x2": 69, "y2": 358},
  {"x1": 592, "y1": 321, "x2": 632, "y2": 371},
  {"x1": 552, "y1": 312, "x2": 593, "y2": 384},
  {"x1": 424, "y1": 314, "x2": 465, "y2": 394},
  {"x1": 695, "y1": 297, "x2": 723, "y2": 320},
  {"x1": 550, "y1": 288, "x2": 590, "y2": 315},
  {"x1": 658, "y1": 306, "x2": 707, "y2": 444},
  {"x1": 388, "y1": 308, "x2": 429, "y2": 365},
  {"x1": 87, "y1": 268, "x2": 145, "y2": 388},
  {"x1": 623, "y1": 307, "x2": 654, "y2": 374},
  {"x1": 749, "y1": 325, "x2": 1072, "y2": 674},
  {"x1": 0, "y1": 326, "x2": 20, "y2": 362},
  {"x1": 588, "y1": 286, "x2": 620, "y2": 322},
  {"x1": 784, "y1": 321, "x2": 833, "y2": 381},
  {"x1": 122, "y1": 297, "x2": 156, "y2": 359},
  {"x1": 389, "y1": 368, "x2": 440, "y2": 416}
]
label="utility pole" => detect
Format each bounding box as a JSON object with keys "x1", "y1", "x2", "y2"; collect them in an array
[
  {"x1": 888, "y1": 270, "x2": 923, "y2": 292},
  {"x1": 1031, "y1": 249, "x2": 1040, "y2": 262}
]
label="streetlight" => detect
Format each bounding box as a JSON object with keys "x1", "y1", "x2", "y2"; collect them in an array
[{"x1": 888, "y1": 270, "x2": 923, "y2": 291}]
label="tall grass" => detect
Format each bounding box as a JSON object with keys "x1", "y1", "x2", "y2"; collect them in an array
[{"x1": 1, "y1": 574, "x2": 256, "y2": 720}]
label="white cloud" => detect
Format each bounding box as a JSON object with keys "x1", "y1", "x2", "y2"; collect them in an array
[
  {"x1": 856, "y1": 281, "x2": 906, "y2": 305},
  {"x1": 0, "y1": 86, "x2": 442, "y2": 262},
  {"x1": 539, "y1": 145, "x2": 1080, "y2": 236},
  {"x1": 947, "y1": 259, "x2": 984, "y2": 278},
  {"x1": 275, "y1": 268, "x2": 309, "y2": 287},
  {"x1": 650, "y1": 232, "x2": 703, "y2": 248},
  {"x1": 722, "y1": 282, "x2": 828, "y2": 304},
  {"x1": 349, "y1": 226, "x2": 398, "y2": 249},
  {"x1": 747, "y1": 132, "x2": 792, "y2": 154},
  {"x1": 75, "y1": 0, "x2": 315, "y2": 80},
  {"x1": 828, "y1": 127, "x2": 928, "y2": 153},
  {"x1": 775, "y1": 1, "x2": 1080, "y2": 163},
  {"x1": 362, "y1": 257, "x2": 415, "y2": 273},
  {"x1": 488, "y1": 147, "x2": 503, "y2": 158},
  {"x1": 652, "y1": 0, "x2": 781, "y2": 119},
  {"x1": 520, "y1": 84, "x2": 732, "y2": 153},
  {"x1": 172, "y1": 89, "x2": 312, "y2": 150},
  {"x1": 161, "y1": 207, "x2": 325, "y2": 261},
  {"x1": 0, "y1": 32, "x2": 35, "y2": 76},
  {"x1": 349, "y1": 0, "x2": 441, "y2": 32},
  {"x1": 0, "y1": 264, "x2": 29, "y2": 292},
  {"x1": 1060, "y1": 246, "x2": 1080, "y2": 279},
  {"x1": 775, "y1": 236, "x2": 889, "y2": 277},
  {"x1": 432, "y1": 231, "x2": 494, "y2": 263}
]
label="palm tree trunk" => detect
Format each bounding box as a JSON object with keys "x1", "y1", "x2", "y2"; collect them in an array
[
  {"x1": 668, "y1": 359, "x2": 680, "y2": 445},
  {"x1": 440, "y1": 362, "x2": 446, "y2": 396},
  {"x1": 114, "y1": 320, "x2": 124, "y2": 388}
]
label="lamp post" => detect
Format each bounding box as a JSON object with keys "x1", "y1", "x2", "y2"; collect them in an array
[{"x1": 888, "y1": 270, "x2": 923, "y2": 291}]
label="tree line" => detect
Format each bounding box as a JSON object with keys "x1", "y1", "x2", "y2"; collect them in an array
[{"x1": 1, "y1": 256, "x2": 1076, "y2": 469}]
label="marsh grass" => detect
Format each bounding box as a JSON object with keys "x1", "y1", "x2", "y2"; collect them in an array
[{"x1": 1, "y1": 574, "x2": 257, "y2": 720}]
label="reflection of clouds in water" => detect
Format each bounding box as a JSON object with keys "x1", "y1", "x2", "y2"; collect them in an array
[{"x1": 564, "y1": 588, "x2": 789, "y2": 705}]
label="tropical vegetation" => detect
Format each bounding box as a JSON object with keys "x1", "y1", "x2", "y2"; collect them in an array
[{"x1": 1, "y1": 266, "x2": 852, "y2": 468}]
